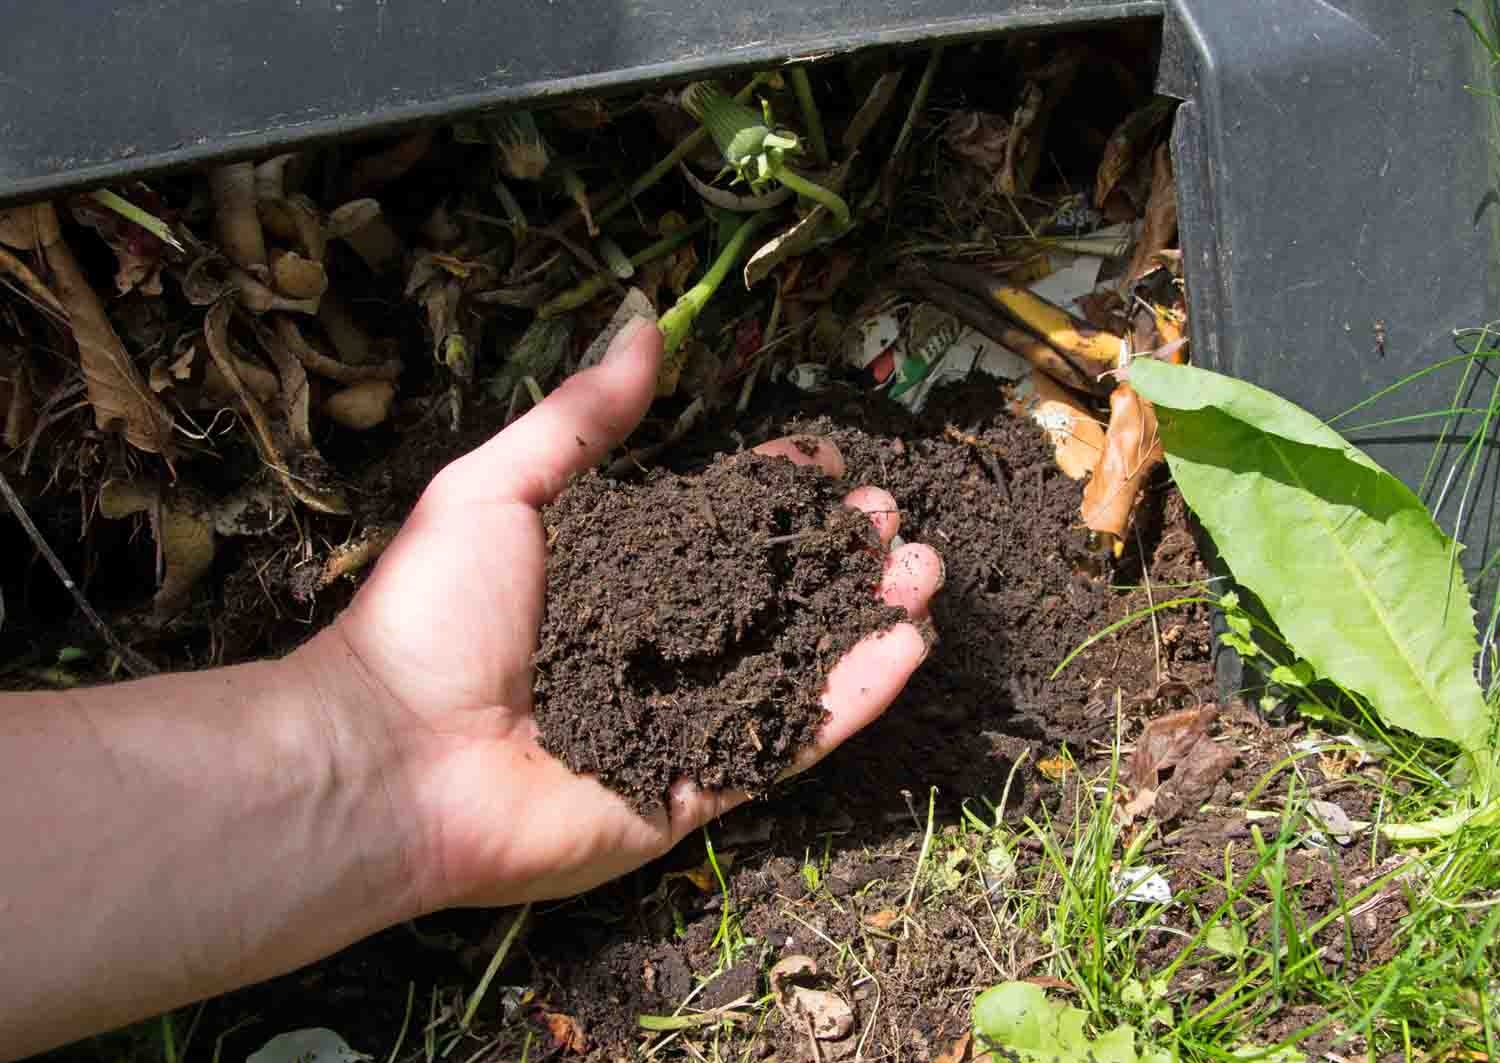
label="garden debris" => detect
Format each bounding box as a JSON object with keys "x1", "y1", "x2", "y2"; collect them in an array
[
  {"x1": 99, "y1": 478, "x2": 215, "y2": 622},
  {"x1": 1113, "y1": 866, "x2": 1172, "y2": 904},
  {"x1": 323, "y1": 379, "x2": 396, "y2": 430},
  {"x1": 1303, "y1": 798, "x2": 1359, "y2": 847},
  {"x1": 535, "y1": 1007, "x2": 588, "y2": 1054},
  {"x1": 663, "y1": 851, "x2": 738, "y2": 893},
  {"x1": 209, "y1": 163, "x2": 269, "y2": 278},
  {"x1": 1080, "y1": 383, "x2": 1162, "y2": 546},
  {"x1": 1121, "y1": 145, "x2": 1178, "y2": 289},
  {"x1": 0, "y1": 202, "x2": 175, "y2": 456},
  {"x1": 1007, "y1": 371, "x2": 1103, "y2": 480},
  {"x1": 202, "y1": 301, "x2": 348, "y2": 515},
  {"x1": 770, "y1": 955, "x2": 856, "y2": 1056},
  {"x1": 246, "y1": 1028, "x2": 364, "y2": 1063},
  {"x1": 1119, "y1": 706, "x2": 1234, "y2": 826},
  {"x1": 1095, "y1": 96, "x2": 1175, "y2": 209},
  {"x1": 69, "y1": 186, "x2": 173, "y2": 296}
]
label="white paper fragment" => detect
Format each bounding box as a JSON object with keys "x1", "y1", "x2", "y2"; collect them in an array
[
  {"x1": 1114, "y1": 866, "x2": 1172, "y2": 905},
  {"x1": 1029, "y1": 254, "x2": 1106, "y2": 311},
  {"x1": 248, "y1": 1029, "x2": 369, "y2": 1063}
]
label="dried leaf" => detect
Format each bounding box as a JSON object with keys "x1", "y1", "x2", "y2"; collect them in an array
[
  {"x1": 1010, "y1": 371, "x2": 1105, "y2": 480},
  {"x1": 1127, "y1": 706, "x2": 1214, "y2": 791},
  {"x1": 348, "y1": 129, "x2": 434, "y2": 197},
  {"x1": 1081, "y1": 383, "x2": 1162, "y2": 539},
  {"x1": 863, "y1": 909, "x2": 900, "y2": 930},
  {"x1": 537, "y1": 1009, "x2": 587, "y2": 1054},
  {"x1": 663, "y1": 850, "x2": 736, "y2": 893},
  {"x1": 1037, "y1": 755, "x2": 1072, "y2": 781},
  {"x1": 944, "y1": 111, "x2": 1011, "y2": 169},
  {"x1": 100, "y1": 478, "x2": 216, "y2": 621},
  {"x1": 935, "y1": 1031, "x2": 973, "y2": 1063},
  {"x1": 323, "y1": 380, "x2": 396, "y2": 430},
  {"x1": 1094, "y1": 97, "x2": 1174, "y2": 208},
  {"x1": 204, "y1": 301, "x2": 348, "y2": 515},
  {"x1": 318, "y1": 526, "x2": 397, "y2": 588},
  {"x1": 34, "y1": 203, "x2": 176, "y2": 455},
  {"x1": 1122, "y1": 145, "x2": 1178, "y2": 290}
]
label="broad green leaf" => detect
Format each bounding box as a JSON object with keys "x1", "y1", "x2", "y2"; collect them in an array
[
  {"x1": 974, "y1": 982, "x2": 1170, "y2": 1063},
  {"x1": 1130, "y1": 359, "x2": 1494, "y2": 786}
]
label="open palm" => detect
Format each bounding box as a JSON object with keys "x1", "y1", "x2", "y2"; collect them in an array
[{"x1": 332, "y1": 319, "x2": 942, "y2": 910}]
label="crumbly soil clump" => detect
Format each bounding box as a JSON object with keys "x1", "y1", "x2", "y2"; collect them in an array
[{"x1": 533, "y1": 451, "x2": 908, "y2": 810}]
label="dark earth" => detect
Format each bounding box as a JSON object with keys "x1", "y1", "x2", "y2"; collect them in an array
[
  {"x1": 533, "y1": 452, "x2": 907, "y2": 810},
  {"x1": 40, "y1": 375, "x2": 1408, "y2": 1063}
]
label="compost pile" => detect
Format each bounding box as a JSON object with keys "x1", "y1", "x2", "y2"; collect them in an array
[
  {"x1": 534, "y1": 452, "x2": 906, "y2": 809},
  {"x1": 0, "y1": 21, "x2": 1251, "y2": 1063}
]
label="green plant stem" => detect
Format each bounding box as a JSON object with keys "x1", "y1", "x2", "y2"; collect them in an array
[
  {"x1": 537, "y1": 219, "x2": 707, "y2": 318},
  {"x1": 459, "y1": 902, "x2": 531, "y2": 1031},
  {"x1": 596, "y1": 80, "x2": 762, "y2": 226},
  {"x1": 89, "y1": 188, "x2": 185, "y2": 253},
  {"x1": 658, "y1": 211, "x2": 775, "y2": 353},
  {"x1": 891, "y1": 45, "x2": 944, "y2": 164},
  {"x1": 773, "y1": 167, "x2": 850, "y2": 228},
  {"x1": 789, "y1": 67, "x2": 829, "y2": 166}
]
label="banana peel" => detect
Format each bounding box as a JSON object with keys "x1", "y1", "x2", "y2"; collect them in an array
[{"x1": 988, "y1": 283, "x2": 1124, "y2": 378}]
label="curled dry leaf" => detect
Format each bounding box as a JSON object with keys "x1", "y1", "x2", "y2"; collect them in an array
[
  {"x1": 1009, "y1": 370, "x2": 1104, "y2": 481},
  {"x1": 536, "y1": 1009, "x2": 587, "y2": 1054},
  {"x1": 1094, "y1": 96, "x2": 1174, "y2": 208},
  {"x1": 0, "y1": 244, "x2": 66, "y2": 318},
  {"x1": 678, "y1": 163, "x2": 795, "y2": 212},
  {"x1": 1, "y1": 202, "x2": 175, "y2": 455},
  {"x1": 209, "y1": 163, "x2": 269, "y2": 278},
  {"x1": 328, "y1": 199, "x2": 403, "y2": 275},
  {"x1": 770, "y1": 955, "x2": 855, "y2": 1046},
  {"x1": 259, "y1": 194, "x2": 326, "y2": 261},
  {"x1": 1121, "y1": 705, "x2": 1234, "y2": 826},
  {"x1": 203, "y1": 300, "x2": 348, "y2": 515},
  {"x1": 230, "y1": 268, "x2": 320, "y2": 315},
  {"x1": 269, "y1": 249, "x2": 328, "y2": 300},
  {"x1": 323, "y1": 379, "x2": 396, "y2": 430},
  {"x1": 99, "y1": 478, "x2": 216, "y2": 622},
  {"x1": 274, "y1": 316, "x2": 402, "y2": 384},
  {"x1": 1080, "y1": 382, "x2": 1161, "y2": 540},
  {"x1": 1122, "y1": 144, "x2": 1178, "y2": 291}
]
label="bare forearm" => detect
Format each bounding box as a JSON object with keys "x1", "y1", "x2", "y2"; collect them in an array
[{"x1": 0, "y1": 632, "x2": 422, "y2": 1060}]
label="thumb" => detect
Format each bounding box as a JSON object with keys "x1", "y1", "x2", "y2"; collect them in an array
[{"x1": 436, "y1": 317, "x2": 662, "y2": 509}]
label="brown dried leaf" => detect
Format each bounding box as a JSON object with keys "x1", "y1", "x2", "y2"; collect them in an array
[
  {"x1": 324, "y1": 380, "x2": 396, "y2": 430},
  {"x1": 204, "y1": 301, "x2": 348, "y2": 515},
  {"x1": 943, "y1": 111, "x2": 1011, "y2": 169},
  {"x1": 318, "y1": 526, "x2": 397, "y2": 588},
  {"x1": 348, "y1": 129, "x2": 434, "y2": 197},
  {"x1": 38, "y1": 205, "x2": 176, "y2": 455},
  {"x1": 537, "y1": 1009, "x2": 587, "y2": 1054},
  {"x1": 100, "y1": 479, "x2": 216, "y2": 621},
  {"x1": 1127, "y1": 706, "x2": 1214, "y2": 791},
  {"x1": 1009, "y1": 371, "x2": 1103, "y2": 481},
  {"x1": 935, "y1": 1031, "x2": 972, "y2": 1063},
  {"x1": 1122, "y1": 145, "x2": 1178, "y2": 290},
  {"x1": 1081, "y1": 383, "x2": 1162, "y2": 539},
  {"x1": 863, "y1": 909, "x2": 900, "y2": 930},
  {"x1": 1094, "y1": 97, "x2": 1174, "y2": 208}
]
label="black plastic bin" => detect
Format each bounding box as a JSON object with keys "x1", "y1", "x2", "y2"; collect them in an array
[{"x1": 2, "y1": 0, "x2": 1493, "y2": 572}]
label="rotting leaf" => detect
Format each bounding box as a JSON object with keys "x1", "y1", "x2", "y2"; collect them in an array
[
  {"x1": 1081, "y1": 383, "x2": 1162, "y2": 542},
  {"x1": 535, "y1": 1008, "x2": 587, "y2": 1054},
  {"x1": 1122, "y1": 145, "x2": 1178, "y2": 291},
  {"x1": 203, "y1": 301, "x2": 348, "y2": 515},
  {"x1": 1120, "y1": 706, "x2": 1234, "y2": 825},
  {"x1": 0, "y1": 354, "x2": 36, "y2": 449},
  {"x1": 1095, "y1": 97, "x2": 1174, "y2": 209},
  {"x1": 1008, "y1": 371, "x2": 1104, "y2": 481},
  {"x1": 0, "y1": 203, "x2": 175, "y2": 456},
  {"x1": 99, "y1": 478, "x2": 216, "y2": 622}
]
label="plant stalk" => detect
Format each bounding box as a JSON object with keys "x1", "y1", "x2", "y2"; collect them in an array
[
  {"x1": 537, "y1": 218, "x2": 707, "y2": 318},
  {"x1": 775, "y1": 167, "x2": 850, "y2": 228},
  {"x1": 789, "y1": 67, "x2": 830, "y2": 166},
  {"x1": 659, "y1": 211, "x2": 775, "y2": 353}
]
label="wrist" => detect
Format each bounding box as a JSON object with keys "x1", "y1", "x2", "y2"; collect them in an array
[{"x1": 283, "y1": 625, "x2": 434, "y2": 921}]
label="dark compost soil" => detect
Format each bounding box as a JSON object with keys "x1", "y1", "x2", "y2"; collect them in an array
[
  {"x1": 44, "y1": 377, "x2": 1408, "y2": 1063},
  {"x1": 533, "y1": 453, "x2": 907, "y2": 810}
]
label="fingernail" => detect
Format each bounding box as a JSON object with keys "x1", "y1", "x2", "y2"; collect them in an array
[{"x1": 603, "y1": 315, "x2": 654, "y2": 365}]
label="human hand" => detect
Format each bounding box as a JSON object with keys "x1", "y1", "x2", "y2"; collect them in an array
[{"x1": 312, "y1": 318, "x2": 943, "y2": 912}]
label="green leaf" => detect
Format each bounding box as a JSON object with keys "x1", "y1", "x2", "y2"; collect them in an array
[
  {"x1": 974, "y1": 982, "x2": 1170, "y2": 1063},
  {"x1": 1130, "y1": 359, "x2": 1495, "y2": 787},
  {"x1": 1204, "y1": 921, "x2": 1248, "y2": 958},
  {"x1": 1268, "y1": 660, "x2": 1315, "y2": 688}
]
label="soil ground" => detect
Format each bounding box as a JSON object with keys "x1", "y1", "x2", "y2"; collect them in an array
[{"x1": 53, "y1": 376, "x2": 1403, "y2": 1063}]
